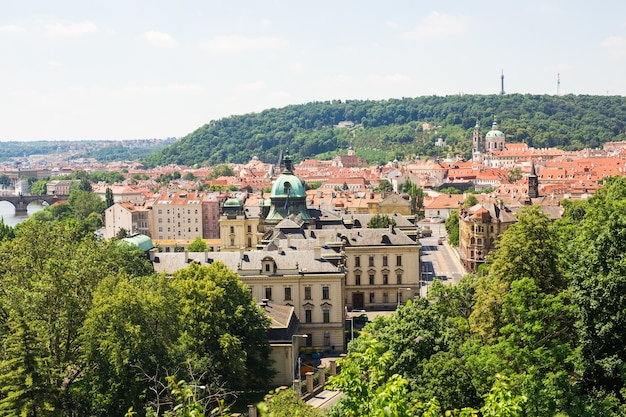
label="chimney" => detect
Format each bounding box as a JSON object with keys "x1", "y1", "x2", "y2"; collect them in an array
[{"x1": 314, "y1": 245, "x2": 321, "y2": 260}]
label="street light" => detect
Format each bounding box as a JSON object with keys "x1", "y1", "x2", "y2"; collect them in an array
[
  {"x1": 291, "y1": 334, "x2": 308, "y2": 391},
  {"x1": 397, "y1": 287, "x2": 413, "y2": 307}
]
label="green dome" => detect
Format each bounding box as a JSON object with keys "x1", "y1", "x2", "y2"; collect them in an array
[
  {"x1": 486, "y1": 120, "x2": 505, "y2": 138},
  {"x1": 270, "y1": 154, "x2": 306, "y2": 198},
  {"x1": 224, "y1": 198, "x2": 242, "y2": 207},
  {"x1": 270, "y1": 174, "x2": 306, "y2": 198}
]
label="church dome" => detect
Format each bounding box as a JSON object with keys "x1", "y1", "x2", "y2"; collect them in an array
[
  {"x1": 485, "y1": 120, "x2": 505, "y2": 138},
  {"x1": 224, "y1": 198, "x2": 242, "y2": 207},
  {"x1": 270, "y1": 155, "x2": 306, "y2": 198}
]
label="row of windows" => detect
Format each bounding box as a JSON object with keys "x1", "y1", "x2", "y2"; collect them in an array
[
  {"x1": 157, "y1": 208, "x2": 200, "y2": 215},
  {"x1": 265, "y1": 285, "x2": 331, "y2": 301},
  {"x1": 158, "y1": 227, "x2": 200, "y2": 233},
  {"x1": 353, "y1": 255, "x2": 402, "y2": 267},
  {"x1": 159, "y1": 218, "x2": 199, "y2": 224},
  {"x1": 352, "y1": 292, "x2": 412, "y2": 304},
  {"x1": 354, "y1": 273, "x2": 403, "y2": 286},
  {"x1": 229, "y1": 225, "x2": 255, "y2": 234}
]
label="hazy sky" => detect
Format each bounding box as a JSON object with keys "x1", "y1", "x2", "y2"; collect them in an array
[{"x1": 1, "y1": 1, "x2": 625, "y2": 141}]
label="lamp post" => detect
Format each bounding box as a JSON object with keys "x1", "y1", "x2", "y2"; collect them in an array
[
  {"x1": 291, "y1": 334, "x2": 308, "y2": 390},
  {"x1": 397, "y1": 287, "x2": 413, "y2": 307}
]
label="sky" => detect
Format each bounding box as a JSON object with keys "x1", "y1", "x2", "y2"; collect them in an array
[{"x1": 1, "y1": 1, "x2": 625, "y2": 142}]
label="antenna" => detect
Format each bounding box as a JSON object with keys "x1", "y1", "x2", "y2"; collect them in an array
[
  {"x1": 500, "y1": 70, "x2": 505, "y2": 95},
  {"x1": 557, "y1": 73, "x2": 561, "y2": 96}
]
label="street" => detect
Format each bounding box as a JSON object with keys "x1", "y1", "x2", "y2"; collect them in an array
[{"x1": 419, "y1": 222, "x2": 466, "y2": 297}]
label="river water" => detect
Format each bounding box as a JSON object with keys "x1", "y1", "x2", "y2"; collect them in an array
[{"x1": 0, "y1": 201, "x2": 44, "y2": 227}]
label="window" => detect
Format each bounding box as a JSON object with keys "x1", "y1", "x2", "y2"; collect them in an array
[
  {"x1": 265, "y1": 264, "x2": 270, "y2": 272},
  {"x1": 369, "y1": 292, "x2": 375, "y2": 303},
  {"x1": 369, "y1": 274, "x2": 375, "y2": 285},
  {"x1": 265, "y1": 287, "x2": 272, "y2": 300},
  {"x1": 355, "y1": 274, "x2": 361, "y2": 286},
  {"x1": 396, "y1": 255, "x2": 402, "y2": 266},
  {"x1": 304, "y1": 287, "x2": 312, "y2": 300},
  {"x1": 305, "y1": 309, "x2": 312, "y2": 324},
  {"x1": 158, "y1": 227, "x2": 163, "y2": 232},
  {"x1": 477, "y1": 238, "x2": 483, "y2": 245},
  {"x1": 158, "y1": 218, "x2": 163, "y2": 223},
  {"x1": 383, "y1": 274, "x2": 389, "y2": 285},
  {"x1": 230, "y1": 238, "x2": 235, "y2": 246},
  {"x1": 323, "y1": 309, "x2": 330, "y2": 323},
  {"x1": 383, "y1": 292, "x2": 389, "y2": 303},
  {"x1": 247, "y1": 225, "x2": 252, "y2": 233},
  {"x1": 158, "y1": 209, "x2": 162, "y2": 215},
  {"x1": 369, "y1": 256, "x2": 374, "y2": 267},
  {"x1": 383, "y1": 256, "x2": 388, "y2": 266},
  {"x1": 397, "y1": 274, "x2": 402, "y2": 285},
  {"x1": 322, "y1": 286, "x2": 329, "y2": 299},
  {"x1": 247, "y1": 237, "x2": 252, "y2": 247},
  {"x1": 230, "y1": 226, "x2": 234, "y2": 234},
  {"x1": 355, "y1": 256, "x2": 361, "y2": 267},
  {"x1": 284, "y1": 287, "x2": 292, "y2": 301},
  {"x1": 324, "y1": 332, "x2": 330, "y2": 347}
]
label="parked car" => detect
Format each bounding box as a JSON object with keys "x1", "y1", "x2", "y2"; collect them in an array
[{"x1": 437, "y1": 238, "x2": 443, "y2": 245}]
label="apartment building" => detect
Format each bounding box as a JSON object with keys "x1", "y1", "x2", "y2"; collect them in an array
[{"x1": 103, "y1": 201, "x2": 150, "y2": 239}]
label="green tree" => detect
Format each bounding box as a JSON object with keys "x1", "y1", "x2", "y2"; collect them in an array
[
  {"x1": 367, "y1": 214, "x2": 396, "y2": 229},
  {"x1": 188, "y1": 237, "x2": 208, "y2": 252},
  {"x1": 444, "y1": 210, "x2": 459, "y2": 246},
  {"x1": 171, "y1": 262, "x2": 273, "y2": 390},
  {"x1": 0, "y1": 221, "x2": 153, "y2": 415},
  {"x1": 257, "y1": 388, "x2": 322, "y2": 417},
  {"x1": 69, "y1": 190, "x2": 107, "y2": 220},
  {"x1": 29, "y1": 179, "x2": 49, "y2": 196},
  {"x1": 506, "y1": 167, "x2": 523, "y2": 183},
  {"x1": 105, "y1": 187, "x2": 114, "y2": 208},
  {"x1": 375, "y1": 180, "x2": 393, "y2": 193},
  {"x1": 209, "y1": 165, "x2": 235, "y2": 179},
  {"x1": 470, "y1": 206, "x2": 564, "y2": 339}
]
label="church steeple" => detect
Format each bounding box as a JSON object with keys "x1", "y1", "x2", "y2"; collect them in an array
[{"x1": 528, "y1": 159, "x2": 539, "y2": 199}]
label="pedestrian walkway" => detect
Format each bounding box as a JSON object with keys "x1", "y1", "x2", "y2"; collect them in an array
[{"x1": 306, "y1": 390, "x2": 344, "y2": 409}]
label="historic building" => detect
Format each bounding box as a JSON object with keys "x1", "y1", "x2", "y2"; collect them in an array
[
  {"x1": 457, "y1": 201, "x2": 517, "y2": 272},
  {"x1": 104, "y1": 201, "x2": 150, "y2": 239},
  {"x1": 219, "y1": 196, "x2": 262, "y2": 251}
]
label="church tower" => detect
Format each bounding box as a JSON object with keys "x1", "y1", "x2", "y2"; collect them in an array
[
  {"x1": 485, "y1": 117, "x2": 506, "y2": 152},
  {"x1": 528, "y1": 160, "x2": 539, "y2": 199},
  {"x1": 472, "y1": 121, "x2": 483, "y2": 154}
]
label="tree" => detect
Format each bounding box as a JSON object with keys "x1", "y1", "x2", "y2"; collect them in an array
[
  {"x1": 105, "y1": 187, "x2": 114, "y2": 208},
  {"x1": 116, "y1": 227, "x2": 130, "y2": 239},
  {"x1": 171, "y1": 262, "x2": 273, "y2": 390},
  {"x1": 257, "y1": 388, "x2": 323, "y2": 417},
  {"x1": 188, "y1": 237, "x2": 208, "y2": 252},
  {"x1": 367, "y1": 214, "x2": 396, "y2": 229},
  {"x1": 29, "y1": 179, "x2": 49, "y2": 196},
  {"x1": 444, "y1": 210, "x2": 459, "y2": 246},
  {"x1": 470, "y1": 206, "x2": 564, "y2": 339},
  {"x1": 0, "y1": 221, "x2": 153, "y2": 415},
  {"x1": 506, "y1": 167, "x2": 523, "y2": 183},
  {"x1": 463, "y1": 194, "x2": 478, "y2": 208},
  {"x1": 209, "y1": 165, "x2": 235, "y2": 179},
  {"x1": 69, "y1": 190, "x2": 107, "y2": 220},
  {"x1": 375, "y1": 180, "x2": 393, "y2": 193}
]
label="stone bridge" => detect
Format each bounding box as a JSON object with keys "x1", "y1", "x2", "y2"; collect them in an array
[{"x1": 0, "y1": 194, "x2": 68, "y2": 214}]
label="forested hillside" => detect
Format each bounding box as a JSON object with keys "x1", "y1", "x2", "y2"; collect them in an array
[{"x1": 142, "y1": 94, "x2": 626, "y2": 167}]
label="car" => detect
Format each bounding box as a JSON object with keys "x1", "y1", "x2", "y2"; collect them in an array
[{"x1": 437, "y1": 238, "x2": 443, "y2": 245}]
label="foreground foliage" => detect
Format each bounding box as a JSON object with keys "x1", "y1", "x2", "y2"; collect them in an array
[
  {"x1": 328, "y1": 179, "x2": 626, "y2": 416},
  {"x1": 0, "y1": 221, "x2": 273, "y2": 416}
]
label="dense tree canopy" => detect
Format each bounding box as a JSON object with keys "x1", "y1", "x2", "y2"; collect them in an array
[
  {"x1": 142, "y1": 94, "x2": 626, "y2": 167},
  {"x1": 328, "y1": 181, "x2": 626, "y2": 416}
]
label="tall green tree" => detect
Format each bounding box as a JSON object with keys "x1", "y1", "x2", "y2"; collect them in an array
[
  {"x1": 470, "y1": 206, "x2": 564, "y2": 339},
  {"x1": 367, "y1": 214, "x2": 396, "y2": 229}
]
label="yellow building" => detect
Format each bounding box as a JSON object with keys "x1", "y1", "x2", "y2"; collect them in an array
[{"x1": 219, "y1": 197, "x2": 262, "y2": 251}]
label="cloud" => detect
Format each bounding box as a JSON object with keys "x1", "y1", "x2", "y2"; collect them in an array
[
  {"x1": 404, "y1": 11, "x2": 471, "y2": 40},
  {"x1": 602, "y1": 36, "x2": 626, "y2": 59},
  {"x1": 0, "y1": 24, "x2": 26, "y2": 33},
  {"x1": 200, "y1": 35, "x2": 288, "y2": 53},
  {"x1": 43, "y1": 21, "x2": 97, "y2": 37},
  {"x1": 141, "y1": 30, "x2": 178, "y2": 48}
]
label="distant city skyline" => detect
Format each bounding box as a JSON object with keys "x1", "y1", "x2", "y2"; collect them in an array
[{"x1": 1, "y1": 0, "x2": 625, "y2": 141}]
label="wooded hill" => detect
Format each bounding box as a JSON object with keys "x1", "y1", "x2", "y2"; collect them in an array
[{"x1": 142, "y1": 94, "x2": 626, "y2": 168}]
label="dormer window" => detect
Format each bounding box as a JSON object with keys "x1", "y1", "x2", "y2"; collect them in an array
[{"x1": 262, "y1": 256, "x2": 277, "y2": 275}]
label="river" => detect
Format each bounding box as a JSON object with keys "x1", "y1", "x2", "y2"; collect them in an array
[{"x1": 0, "y1": 201, "x2": 45, "y2": 227}]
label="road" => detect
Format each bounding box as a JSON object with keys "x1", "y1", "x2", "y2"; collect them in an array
[{"x1": 419, "y1": 222, "x2": 466, "y2": 297}]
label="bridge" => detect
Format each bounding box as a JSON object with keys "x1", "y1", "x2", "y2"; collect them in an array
[{"x1": 0, "y1": 194, "x2": 69, "y2": 214}]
